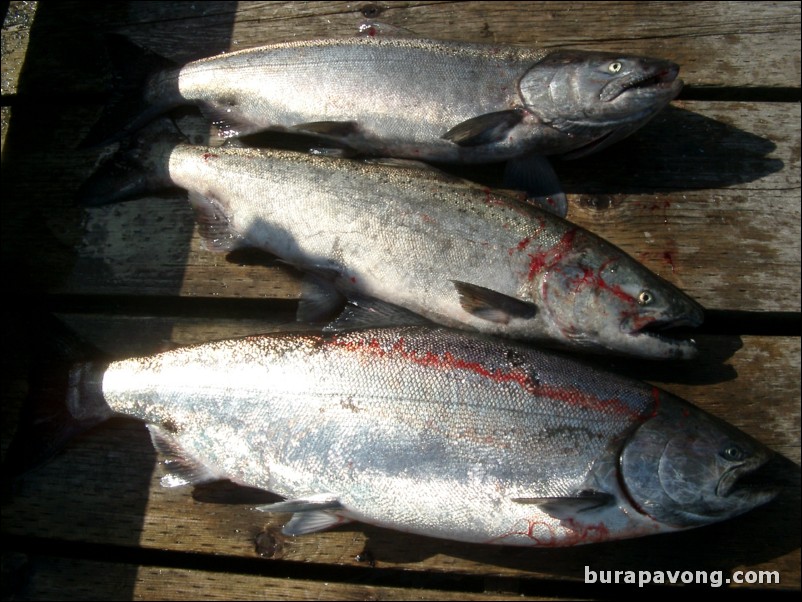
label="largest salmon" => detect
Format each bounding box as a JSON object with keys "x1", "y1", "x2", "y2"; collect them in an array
[
  {"x1": 83, "y1": 35, "x2": 682, "y2": 163},
  {"x1": 81, "y1": 132, "x2": 704, "y2": 360},
  {"x1": 9, "y1": 326, "x2": 776, "y2": 547}
]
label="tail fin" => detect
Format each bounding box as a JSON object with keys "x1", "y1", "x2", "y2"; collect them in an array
[
  {"x1": 80, "y1": 34, "x2": 180, "y2": 149},
  {"x1": 78, "y1": 117, "x2": 184, "y2": 206},
  {"x1": 3, "y1": 317, "x2": 114, "y2": 478}
]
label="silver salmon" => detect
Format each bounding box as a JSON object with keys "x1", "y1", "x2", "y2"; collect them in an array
[
  {"x1": 81, "y1": 133, "x2": 703, "y2": 359},
  {"x1": 17, "y1": 326, "x2": 776, "y2": 547},
  {"x1": 83, "y1": 35, "x2": 682, "y2": 162}
]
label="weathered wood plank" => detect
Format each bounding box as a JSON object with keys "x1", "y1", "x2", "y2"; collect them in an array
[
  {"x1": 3, "y1": 1, "x2": 800, "y2": 97},
  {"x1": 3, "y1": 555, "x2": 561, "y2": 601},
  {"x1": 2, "y1": 1, "x2": 799, "y2": 600}
]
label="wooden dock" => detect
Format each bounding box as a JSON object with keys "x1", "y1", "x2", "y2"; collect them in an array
[{"x1": 2, "y1": 2, "x2": 799, "y2": 599}]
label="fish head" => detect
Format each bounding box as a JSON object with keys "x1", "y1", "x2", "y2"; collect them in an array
[
  {"x1": 519, "y1": 50, "x2": 682, "y2": 157},
  {"x1": 619, "y1": 398, "x2": 777, "y2": 528},
  {"x1": 532, "y1": 228, "x2": 704, "y2": 359}
]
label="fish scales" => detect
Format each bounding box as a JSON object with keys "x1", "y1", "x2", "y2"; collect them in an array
[
  {"x1": 86, "y1": 35, "x2": 682, "y2": 162},
  {"x1": 167, "y1": 143, "x2": 561, "y2": 292},
  {"x1": 173, "y1": 38, "x2": 547, "y2": 158},
  {"x1": 85, "y1": 326, "x2": 775, "y2": 546},
  {"x1": 103, "y1": 330, "x2": 654, "y2": 534},
  {"x1": 120, "y1": 139, "x2": 702, "y2": 359}
]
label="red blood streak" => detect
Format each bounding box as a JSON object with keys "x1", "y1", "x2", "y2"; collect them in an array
[
  {"x1": 331, "y1": 337, "x2": 534, "y2": 391},
  {"x1": 330, "y1": 336, "x2": 648, "y2": 420},
  {"x1": 527, "y1": 229, "x2": 576, "y2": 281},
  {"x1": 559, "y1": 518, "x2": 611, "y2": 546},
  {"x1": 663, "y1": 251, "x2": 675, "y2": 272},
  {"x1": 536, "y1": 383, "x2": 647, "y2": 421},
  {"x1": 508, "y1": 236, "x2": 532, "y2": 256},
  {"x1": 202, "y1": 153, "x2": 219, "y2": 161},
  {"x1": 651, "y1": 386, "x2": 661, "y2": 417},
  {"x1": 490, "y1": 516, "x2": 611, "y2": 546},
  {"x1": 483, "y1": 187, "x2": 508, "y2": 207},
  {"x1": 565, "y1": 266, "x2": 596, "y2": 292},
  {"x1": 623, "y1": 311, "x2": 656, "y2": 332},
  {"x1": 487, "y1": 518, "x2": 557, "y2": 545},
  {"x1": 594, "y1": 258, "x2": 637, "y2": 304}
]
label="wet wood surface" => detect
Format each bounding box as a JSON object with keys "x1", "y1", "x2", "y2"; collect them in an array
[{"x1": 2, "y1": 2, "x2": 800, "y2": 599}]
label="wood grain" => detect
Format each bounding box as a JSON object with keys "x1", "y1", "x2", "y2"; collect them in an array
[{"x1": 2, "y1": 1, "x2": 799, "y2": 599}]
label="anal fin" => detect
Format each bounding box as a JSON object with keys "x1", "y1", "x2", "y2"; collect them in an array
[
  {"x1": 148, "y1": 425, "x2": 227, "y2": 488},
  {"x1": 324, "y1": 296, "x2": 432, "y2": 332}
]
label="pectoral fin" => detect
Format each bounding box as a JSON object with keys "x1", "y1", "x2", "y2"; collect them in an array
[
  {"x1": 442, "y1": 109, "x2": 525, "y2": 146},
  {"x1": 512, "y1": 490, "x2": 615, "y2": 519},
  {"x1": 452, "y1": 281, "x2": 537, "y2": 324},
  {"x1": 204, "y1": 111, "x2": 264, "y2": 139}
]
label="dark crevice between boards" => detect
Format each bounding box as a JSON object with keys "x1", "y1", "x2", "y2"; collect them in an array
[
  {"x1": 32, "y1": 294, "x2": 802, "y2": 337},
  {"x1": 679, "y1": 86, "x2": 801, "y2": 103},
  {"x1": 701, "y1": 309, "x2": 801, "y2": 337}
]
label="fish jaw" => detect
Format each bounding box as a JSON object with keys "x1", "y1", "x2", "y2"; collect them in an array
[{"x1": 614, "y1": 296, "x2": 704, "y2": 360}]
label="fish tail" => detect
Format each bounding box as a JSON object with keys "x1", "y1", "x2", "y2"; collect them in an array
[
  {"x1": 78, "y1": 117, "x2": 184, "y2": 206},
  {"x1": 80, "y1": 34, "x2": 179, "y2": 149},
  {"x1": 3, "y1": 318, "x2": 114, "y2": 478}
]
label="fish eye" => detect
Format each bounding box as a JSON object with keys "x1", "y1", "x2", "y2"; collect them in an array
[
  {"x1": 720, "y1": 445, "x2": 747, "y2": 462},
  {"x1": 608, "y1": 62, "x2": 622, "y2": 73},
  {"x1": 638, "y1": 290, "x2": 653, "y2": 305}
]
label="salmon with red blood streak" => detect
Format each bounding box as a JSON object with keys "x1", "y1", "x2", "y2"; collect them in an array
[
  {"x1": 10, "y1": 326, "x2": 777, "y2": 547},
  {"x1": 81, "y1": 133, "x2": 704, "y2": 359}
]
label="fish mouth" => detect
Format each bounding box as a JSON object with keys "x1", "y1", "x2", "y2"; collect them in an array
[
  {"x1": 624, "y1": 313, "x2": 702, "y2": 359},
  {"x1": 716, "y1": 455, "x2": 779, "y2": 507},
  {"x1": 600, "y1": 63, "x2": 682, "y2": 103}
]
